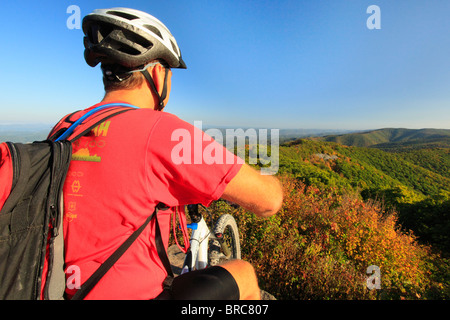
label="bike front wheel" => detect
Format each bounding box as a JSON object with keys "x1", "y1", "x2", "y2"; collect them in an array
[{"x1": 208, "y1": 214, "x2": 241, "y2": 266}]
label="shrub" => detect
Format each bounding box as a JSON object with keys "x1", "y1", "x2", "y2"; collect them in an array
[{"x1": 211, "y1": 174, "x2": 447, "y2": 300}]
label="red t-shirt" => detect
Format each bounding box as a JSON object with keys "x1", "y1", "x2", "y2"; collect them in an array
[
  {"x1": 44, "y1": 102, "x2": 242, "y2": 299},
  {"x1": 0, "y1": 143, "x2": 13, "y2": 212}
]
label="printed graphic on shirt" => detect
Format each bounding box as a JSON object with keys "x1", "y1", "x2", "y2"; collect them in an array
[
  {"x1": 92, "y1": 120, "x2": 111, "y2": 137},
  {"x1": 71, "y1": 120, "x2": 111, "y2": 162},
  {"x1": 65, "y1": 212, "x2": 78, "y2": 222},
  {"x1": 71, "y1": 180, "x2": 82, "y2": 193},
  {"x1": 67, "y1": 180, "x2": 83, "y2": 198},
  {"x1": 65, "y1": 177, "x2": 83, "y2": 221},
  {"x1": 65, "y1": 201, "x2": 78, "y2": 222},
  {"x1": 63, "y1": 120, "x2": 113, "y2": 222},
  {"x1": 64, "y1": 180, "x2": 82, "y2": 222},
  {"x1": 68, "y1": 201, "x2": 77, "y2": 211},
  {"x1": 72, "y1": 148, "x2": 102, "y2": 162}
]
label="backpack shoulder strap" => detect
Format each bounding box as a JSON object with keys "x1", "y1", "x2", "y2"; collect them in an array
[
  {"x1": 51, "y1": 103, "x2": 138, "y2": 142},
  {"x1": 71, "y1": 203, "x2": 173, "y2": 300}
]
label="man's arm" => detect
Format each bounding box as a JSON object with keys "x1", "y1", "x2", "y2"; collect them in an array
[{"x1": 221, "y1": 163, "x2": 283, "y2": 217}]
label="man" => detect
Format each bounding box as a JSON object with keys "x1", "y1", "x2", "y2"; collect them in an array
[{"x1": 47, "y1": 7, "x2": 283, "y2": 300}]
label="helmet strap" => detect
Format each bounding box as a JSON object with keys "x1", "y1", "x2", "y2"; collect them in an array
[
  {"x1": 101, "y1": 64, "x2": 133, "y2": 82},
  {"x1": 141, "y1": 67, "x2": 169, "y2": 111}
]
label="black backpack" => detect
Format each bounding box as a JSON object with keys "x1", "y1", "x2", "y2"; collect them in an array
[{"x1": 0, "y1": 104, "x2": 174, "y2": 300}]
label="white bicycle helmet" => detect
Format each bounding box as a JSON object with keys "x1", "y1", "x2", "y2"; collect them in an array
[{"x1": 82, "y1": 7, "x2": 186, "y2": 69}]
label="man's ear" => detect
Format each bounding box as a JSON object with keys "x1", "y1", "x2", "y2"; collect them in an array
[
  {"x1": 150, "y1": 64, "x2": 172, "y2": 109},
  {"x1": 151, "y1": 64, "x2": 172, "y2": 96}
]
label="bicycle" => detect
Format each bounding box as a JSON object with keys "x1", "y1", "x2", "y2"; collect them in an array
[{"x1": 178, "y1": 203, "x2": 241, "y2": 275}]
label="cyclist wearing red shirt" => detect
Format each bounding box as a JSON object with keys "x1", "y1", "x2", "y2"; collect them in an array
[{"x1": 48, "y1": 7, "x2": 283, "y2": 300}]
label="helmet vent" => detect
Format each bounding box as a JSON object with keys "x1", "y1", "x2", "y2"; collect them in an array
[
  {"x1": 143, "y1": 24, "x2": 163, "y2": 39},
  {"x1": 116, "y1": 43, "x2": 141, "y2": 56},
  {"x1": 107, "y1": 10, "x2": 139, "y2": 20},
  {"x1": 170, "y1": 40, "x2": 180, "y2": 55}
]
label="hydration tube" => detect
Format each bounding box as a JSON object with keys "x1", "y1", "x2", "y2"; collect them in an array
[{"x1": 55, "y1": 103, "x2": 138, "y2": 141}]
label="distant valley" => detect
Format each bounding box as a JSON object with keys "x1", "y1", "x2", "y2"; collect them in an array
[{"x1": 0, "y1": 123, "x2": 53, "y2": 143}]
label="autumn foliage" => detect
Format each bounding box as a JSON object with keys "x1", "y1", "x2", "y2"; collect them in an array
[{"x1": 210, "y1": 174, "x2": 448, "y2": 300}]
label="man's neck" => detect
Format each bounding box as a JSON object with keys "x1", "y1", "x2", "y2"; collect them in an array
[{"x1": 102, "y1": 88, "x2": 156, "y2": 110}]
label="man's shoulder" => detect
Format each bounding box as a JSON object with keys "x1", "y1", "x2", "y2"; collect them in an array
[
  {"x1": 119, "y1": 109, "x2": 193, "y2": 132},
  {"x1": 48, "y1": 104, "x2": 194, "y2": 141}
]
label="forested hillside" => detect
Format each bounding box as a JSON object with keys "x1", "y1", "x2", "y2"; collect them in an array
[
  {"x1": 278, "y1": 139, "x2": 450, "y2": 253},
  {"x1": 210, "y1": 132, "x2": 450, "y2": 300}
]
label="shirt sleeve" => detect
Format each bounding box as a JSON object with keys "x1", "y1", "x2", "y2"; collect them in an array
[
  {"x1": 0, "y1": 143, "x2": 13, "y2": 212},
  {"x1": 145, "y1": 113, "x2": 243, "y2": 207}
]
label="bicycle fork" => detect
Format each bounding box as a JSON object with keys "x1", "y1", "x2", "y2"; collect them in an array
[
  {"x1": 181, "y1": 217, "x2": 210, "y2": 274},
  {"x1": 181, "y1": 204, "x2": 235, "y2": 274}
]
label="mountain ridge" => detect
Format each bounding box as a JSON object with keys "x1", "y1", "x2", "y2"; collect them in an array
[{"x1": 309, "y1": 128, "x2": 450, "y2": 150}]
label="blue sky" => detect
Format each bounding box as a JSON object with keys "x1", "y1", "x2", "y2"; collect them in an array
[{"x1": 1, "y1": 0, "x2": 449, "y2": 130}]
